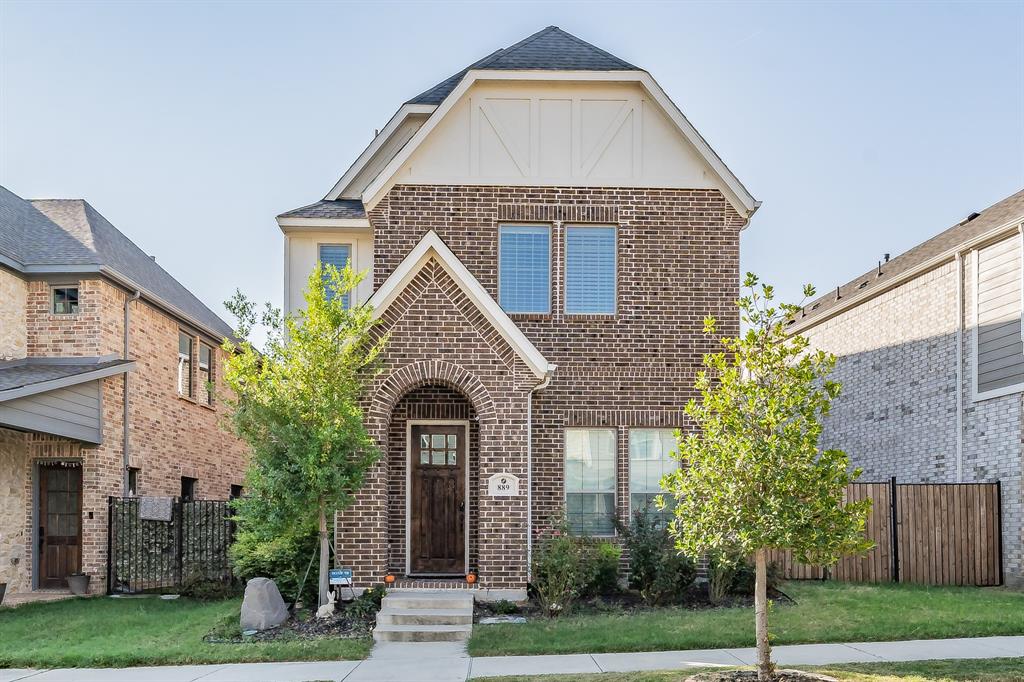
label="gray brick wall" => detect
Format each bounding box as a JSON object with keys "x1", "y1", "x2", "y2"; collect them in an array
[{"x1": 801, "y1": 253, "x2": 1023, "y2": 586}]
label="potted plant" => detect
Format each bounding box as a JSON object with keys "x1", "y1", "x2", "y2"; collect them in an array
[{"x1": 67, "y1": 573, "x2": 90, "y2": 596}]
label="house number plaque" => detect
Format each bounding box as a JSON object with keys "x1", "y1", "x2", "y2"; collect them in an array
[{"x1": 487, "y1": 473, "x2": 520, "y2": 497}]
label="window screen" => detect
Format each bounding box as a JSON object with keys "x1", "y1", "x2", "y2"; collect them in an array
[
  {"x1": 178, "y1": 332, "x2": 193, "y2": 397},
  {"x1": 565, "y1": 428, "x2": 616, "y2": 535},
  {"x1": 198, "y1": 343, "x2": 213, "y2": 405},
  {"x1": 566, "y1": 226, "x2": 616, "y2": 314},
  {"x1": 499, "y1": 225, "x2": 550, "y2": 313},
  {"x1": 319, "y1": 244, "x2": 352, "y2": 308}
]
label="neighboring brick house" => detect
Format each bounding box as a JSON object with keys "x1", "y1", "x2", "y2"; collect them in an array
[
  {"x1": 0, "y1": 186, "x2": 247, "y2": 597},
  {"x1": 790, "y1": 189, "x2": 1024, "y2": 587},
  {"x1": 277, "y1": 27, "x2": 758, "y2": 598}
]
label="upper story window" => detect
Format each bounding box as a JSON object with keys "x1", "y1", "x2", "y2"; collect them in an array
[
  {"x1": 198, "y1": 343, "x2": 214, "y2": 406},
  {"x1": 319, "y1": 243, "x2": 352, "y2": 308},
  {"x1": 177, "y1": 332, "x2": 193, "y2": 398},
  {"x1": 565, "y1": 226, "x2": 616, "y2": 314},
  {"x1": 629, "y1": 429, "x2": 679, "y2": 527},
  {"x1": 52, "y1": 286, "x2": 79, "y2": 315},
  {"x1": 499, "y1": 225, "x2": 551, "y2": 314},
  {"x1": 565, "y1": 428, "x2": 616, "y2": 536}
]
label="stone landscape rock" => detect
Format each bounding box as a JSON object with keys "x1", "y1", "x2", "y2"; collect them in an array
[{"x1": 240, "y1": 577, "x2": 289, "y2": 631}]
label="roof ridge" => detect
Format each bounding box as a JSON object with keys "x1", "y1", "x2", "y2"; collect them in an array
[
  {"x1": 476, "y1": 25, "x2": 560, "y2": 67},
  {"x1": 552, "y1": 27, "x2": 637, "y2": 69}
]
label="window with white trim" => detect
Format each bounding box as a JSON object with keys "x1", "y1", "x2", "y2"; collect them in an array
[
  {"x1": 319, "y1": 243, "x2": 352, "y2": 308},
  {"x1": 629, "y1": 429, "x2": 679, "y2": 526},
  {"x1": 177, "y1": 332, "x2": 193, "y2": 398},
  {"x1": 198, "y1": 342, "x2": 213, "y2": 406},
  {"x1": 565, "y1": 428, "x2": 616, "y2": 535},
  {"x1": 498, "y1": 224, "x2": 550, "y2": 313},
  {"x1": 565, "y1": 226, "x2": 616, "y2": 314}
]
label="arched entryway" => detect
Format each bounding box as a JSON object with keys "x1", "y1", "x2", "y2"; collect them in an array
[{"x1": 386, "y1": 383, "x2": 480, "y2": 577}]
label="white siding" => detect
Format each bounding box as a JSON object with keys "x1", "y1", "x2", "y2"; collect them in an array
[
  {"x1": 0, "y1": 380, "x2": 102, "y2": 443},
  {"x1": 976, "y1": 235, "x2": 1024, "y2": 395}
]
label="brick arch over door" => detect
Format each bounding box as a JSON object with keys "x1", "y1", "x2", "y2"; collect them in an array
[{"x1": 368, "y1": 359, "x2": 497, "y2": 438}]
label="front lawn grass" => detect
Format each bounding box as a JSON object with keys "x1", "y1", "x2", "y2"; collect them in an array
[
  {"x1": 469, "y1": 581, "x2": 1024, "y2": 657},
  {"x1": 0, "y1": 596, "x2": 370, "y2": 668},
  {"x1": 485, "y1": 657, "x2": 1024, "y2": 681}
]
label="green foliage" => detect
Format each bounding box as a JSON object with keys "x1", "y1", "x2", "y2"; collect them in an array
[
  {"x1": 531, "y1": 516, "x2": 619, "y2": 616},
  {"x1": 580, "y1": 540, "x2": 622, "y2": 597},
  {"x1": 730, "y1": 557, "x2": 782, "y2": 597},
  {"x1": 179, "y1": 575, "x2": 242, "y2": 602},
  {"x1": 229, "y1": 526, "x2": 319, "y2": 605},
  {"x1": 345, "y1": 585, "x2": 387, "y2": 621},
  {"x1": 221, "y1": 262, "x2": 387, "y2": 541},
  {"x1": 663, "y1": 273, "x2": 873, "y2": 565},
  {"x1": 491, "y1": 599, "x2": 520, "y2": 615},
  {"x1": 707, "y1": 553, "x2": 781, "y2": 603},
  {"x1": 616, "y1": 510, "x2": 695, "y2": 606}
]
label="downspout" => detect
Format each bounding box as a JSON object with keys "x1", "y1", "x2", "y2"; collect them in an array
[
  {"x1": 123, "y1": 290, "x2": 141, "y2": 496},
  {"x1": 955, "y1": 252, "x2": 963, "y2": 483},
  {"x1": 527, "y1": 366, "x2": 555, "y2": 582}
]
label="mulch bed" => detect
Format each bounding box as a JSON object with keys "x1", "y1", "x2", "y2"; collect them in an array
[
  {"x1": 474, "y1": 586, "x2": 793, "y2": 622},
  {"x1": 687, "y1": 671, "x2": 837, "y2": 682},
  {"x1": 204, "y1": 607, "x2": 373, "y2": 643}
]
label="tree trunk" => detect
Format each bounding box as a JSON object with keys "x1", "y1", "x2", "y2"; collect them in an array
[
  {"x1": 318, "y1": 501, "x2": 329, "y2": 607},
  {"x1": 754, "y1": 548, "x2": 774, "y2": 680}
]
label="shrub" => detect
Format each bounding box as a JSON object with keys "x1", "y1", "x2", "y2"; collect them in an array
[
  {"x1": 708, "y1": 553, "x2": 738, "y2": 604},
  {"x1": 180, "y1": 574, "x2": 242, "y2": 602},
  {"x1": 707, "y1": 552, "x2": 782, "y2": 602},
  {"x1": 617, "y1": 509, "x2": 696, "y2": 606},
  {"x1": 490, "y1": 599, "x2": 519, "y2": 615},
  {"x1": 230, "y1": 526, "x2": 319, "y2": 606},
  {"x1": 531, "y1": 528, "x2": 586, "y2": 617},
  {"x1": 346, "y1": 584, "x2": 387, "y2": 621},
  {"x1": 730, "y1": 556, "x2": 782, "y2": 596},
  {"x1": 580, "y1": 539, "x2": 622, "y2": 597}
]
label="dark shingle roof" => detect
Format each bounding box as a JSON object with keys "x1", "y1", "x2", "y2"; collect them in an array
[
  {"x1": 277, "y1": 199, "x2": 366, "y2": 220},
  {"x1": 0, "y1": 358, "x2": 132, "y2": 393},
  {"x1": 408, "y1": 26, "x2": 639, "y2": 105},
  {"x1": 797, "y1": 189, "x2": 1024, "y2": 328},
  {"x1": 0, "y1": 186, "x2": 235, "y2": 340}
]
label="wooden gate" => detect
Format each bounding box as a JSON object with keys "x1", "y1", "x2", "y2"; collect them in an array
[{"x1": 768, "y1": 479, "x2": 1002, "y2": 586}]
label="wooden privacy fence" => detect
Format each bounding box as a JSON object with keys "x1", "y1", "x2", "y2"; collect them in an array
[{"x1": 767, "y1": 479, "x2": 1002, "y2": 586}]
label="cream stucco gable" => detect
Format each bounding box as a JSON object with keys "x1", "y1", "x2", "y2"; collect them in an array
[
  {"x1": 366, "y1": 230, "x2": 554, "y2": 381},
  {"x1": 351, "y1": 71, "x2": 758, "y2": 221}
]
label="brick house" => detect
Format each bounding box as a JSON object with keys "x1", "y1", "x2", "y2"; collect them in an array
[
  {"x1": 0, "y1": 186, "x2": 247, "y2": 597},
  {"x1": 791, "y1": 189, "x2": 1024, "y2": 587},
  {"x1": 277, "y1": 27, "x2": 758, "y2": 598}
]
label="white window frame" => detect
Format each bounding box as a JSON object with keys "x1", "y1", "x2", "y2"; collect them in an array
[
  {"x1": 318, "y1": 241, "x2": 356, "y2": 308},
  {"x1": 563, "y1": 427, "x2": 617, "y2": 537},
  {"x1": 177, "y1": 332, "x2": 193, "y2": 398},
  {"x1": 497, "y1": 223, "x2": 552, "y2": 314},
  {"x1": 970, "y1": 232, "x2": 1024, "y2": 402},
  {"x1": 627, "y1": 428, "x2": 679, "y2": 523},
  {"x1": 564, "y1": 224, "x2": 618, "y2": 316}
]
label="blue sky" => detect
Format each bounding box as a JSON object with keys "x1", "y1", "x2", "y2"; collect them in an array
[{"x1": 2, "y1": 1, "x2": 1022, "y2": 325}]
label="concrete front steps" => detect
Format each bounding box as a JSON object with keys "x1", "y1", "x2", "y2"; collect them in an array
[{"x1": 373, "y1": 590, "x2": 474, "y2": 643}]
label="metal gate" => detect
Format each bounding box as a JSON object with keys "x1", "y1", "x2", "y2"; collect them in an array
[{"x1": 107, "y1": 497, "x2": 234, "y2": 594}]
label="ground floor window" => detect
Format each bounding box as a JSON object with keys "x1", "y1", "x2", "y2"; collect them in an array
[
  {"x1": 628, "y1": 428, "x2": 679, "y2": 526},
  {"x1": 127, "y1": 467, "x2": 140, "y2": 496},
  {"x1": 564, "y1": 428, "x2": 616, "y2": 535},
  {"x1": 180, "y1": 476, "x2": 197, "y2": 501}
]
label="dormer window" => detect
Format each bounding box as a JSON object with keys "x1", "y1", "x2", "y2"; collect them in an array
[{"x1": 52, "y1": 286, "x2": 79, "y2": 315}]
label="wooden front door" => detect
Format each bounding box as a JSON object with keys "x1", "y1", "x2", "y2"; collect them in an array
[
  {"x1": 38, "y1": 463, "x2": 83, "y2": 589},
  {"x1": 409, "y1": 424, "x2": 466, "y2": 575}
]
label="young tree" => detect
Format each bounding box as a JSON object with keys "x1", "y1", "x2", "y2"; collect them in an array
[
  {"x1": 222, "y1": 263, "x2": 387, "y2": 607},
  {"x1": 663, "y1": 274, "x2": 872, "y2": 680}
]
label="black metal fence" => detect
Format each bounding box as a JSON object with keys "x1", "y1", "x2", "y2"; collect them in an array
[{"x1": 107, "y1": 497, "x2": 235, "y2": 594}]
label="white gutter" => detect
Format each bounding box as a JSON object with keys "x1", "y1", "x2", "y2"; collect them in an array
[{"x1": 526, "y1": 367, "x2": 555, "y2": 582}]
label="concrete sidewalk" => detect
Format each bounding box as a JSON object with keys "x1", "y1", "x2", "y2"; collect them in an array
[{"x1": 0, "y1": 635, "x2": 1021, "y2": 682}]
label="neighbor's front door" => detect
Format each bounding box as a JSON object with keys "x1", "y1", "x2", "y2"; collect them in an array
[
  {"x1": 409, "y1": 424, "x2": 466, "y2": 575},
  {"x1": 38, "y1": 463, "x2": 83, "y2": 589}
]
